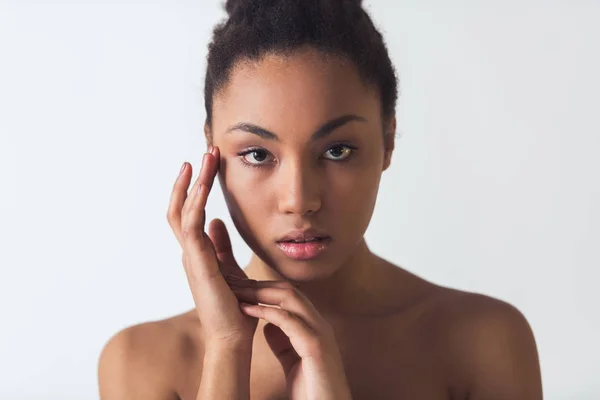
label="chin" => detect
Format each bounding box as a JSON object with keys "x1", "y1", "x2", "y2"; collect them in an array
[{"x1": 268, "y1": 252, "x2": 342, "y2": 282}]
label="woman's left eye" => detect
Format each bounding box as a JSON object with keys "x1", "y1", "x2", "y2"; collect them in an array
[{"x1": 322, "y1": 145, "x2": 355, "y2": 161}]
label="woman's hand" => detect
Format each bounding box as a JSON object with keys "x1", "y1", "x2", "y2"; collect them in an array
[
  {"x1": 167, "y1": 146, "x2": 257, "y2": 348},
  {"x1": 228, "y1": 278, "x2": 353, "y2": 400}
]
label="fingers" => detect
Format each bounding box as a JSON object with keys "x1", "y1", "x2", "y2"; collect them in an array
[
  {"x1": 167, "y1": 146, "x2": 220, "y2": 245},
  {"x1": 208, "y1": 218, "x2": 245, "y2": 278},
  {"x1": 233, "y1": 280, "x2": 342, "y2": 364},
  {"x1": 208, "y1": 218, "x2": 233, "y2": 263},
  {"x1": 182, "y1": 173, "x2": 211, "y2": 248},
  {"x1": 239, "y1": 301, "x2": 312, "y2": 338},
  {"x1": 230, "y1": 280, "x2": 326, "y2": 333},
  {"x1": 178, "y1": 147, "x2": 221, "y2": 281},
  {"x1": 167, "y1": 162, "x2": 192, "y2": 244},
  {"x1": 263, "y1": 322, "x2": 293, "y2": 355},
  {"x1": 188, "y1": 146, "x2": 220, "y2": 209},
  {"x1": 262, "y1": 323, "x2": 298, "y2": 377},
  {"x1": 181, "y1": 151, "x2": 214, "y2": 219},
  {"x1": 238, "y1": 302, "x2": 326, "y2": 359}
]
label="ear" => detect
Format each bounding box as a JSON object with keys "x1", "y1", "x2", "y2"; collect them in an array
[
  {"x1": 204, "y1": 122, "x2": 213, "y2": 148},
  {"x1": 382, "y1": 116, "x2": 396, "y2": 171}
]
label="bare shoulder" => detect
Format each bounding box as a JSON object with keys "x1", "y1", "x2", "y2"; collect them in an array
[
  {"x1": 417, "y1": 286, "x2": 543, "y2": 399},
  {"x1": 98, "y1": 310, "x2": 202, "y2": 400}
]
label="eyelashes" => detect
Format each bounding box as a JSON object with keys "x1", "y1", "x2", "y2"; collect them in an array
[
  {"x1": 322, "y1": 145, "x2": 355, "y2": 161},
  {"x1": 236, "y1": 143, "x2": 358, "y2": 169},
  {"x1": 237, "y1": 148, "x2": 273, "y2": 168}
]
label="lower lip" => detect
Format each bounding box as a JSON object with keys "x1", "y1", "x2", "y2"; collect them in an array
[{"x1": 276, "y1": 238, "x2": 331, "y2": 260}]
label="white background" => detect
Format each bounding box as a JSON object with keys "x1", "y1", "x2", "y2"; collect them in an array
[{"x1": 1, "y1": 1, "x2": 598, "y2": 398}]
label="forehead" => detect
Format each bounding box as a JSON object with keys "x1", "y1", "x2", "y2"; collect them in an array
[{"x1": 211, "y1": 48, "x2": 381, "y2": 134}]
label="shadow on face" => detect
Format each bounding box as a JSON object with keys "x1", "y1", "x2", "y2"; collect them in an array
[{"x1": 207, "y1": 47, "x2": 395, "y2": 281}]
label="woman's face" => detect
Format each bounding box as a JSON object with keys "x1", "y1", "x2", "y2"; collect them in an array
[{"x1": 210, "y1": 47, "x2": 394, "y2": 281}]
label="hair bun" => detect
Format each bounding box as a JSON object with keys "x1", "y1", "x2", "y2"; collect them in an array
[
  {"x1": 225, "y1": 0, "x2": 251, "y2": 16},
  {"x1": 226, "y1": 0, "x2": 363, "y2": 16}
]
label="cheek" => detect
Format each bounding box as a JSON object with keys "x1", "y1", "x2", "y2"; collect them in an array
[
  {"x1": 220, "y1": 163, "x2": 271, "y2": 219},
  {"x1": 323, "y1": 164, "x2": 381, "y2": 233},
  {"x1": 326, "y1": 162, "x2": 381, "y2": 244}
]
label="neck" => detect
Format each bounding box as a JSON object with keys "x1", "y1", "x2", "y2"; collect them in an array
[{"x1": 243, "y1": 238, "x2": 386, "y2": 317}]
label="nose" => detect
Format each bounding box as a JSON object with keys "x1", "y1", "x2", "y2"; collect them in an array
[{"x1": 277, "y1": 160, "x2": 322, "y2": 216}]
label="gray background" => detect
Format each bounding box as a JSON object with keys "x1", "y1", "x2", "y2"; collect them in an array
[{"x1": 1, "y1": 0, "x2": 598, "y2": 398}]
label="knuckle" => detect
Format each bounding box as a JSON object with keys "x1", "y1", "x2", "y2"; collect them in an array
[
  {"x1": 279, "y1": 288, "x2": 299, "y2": 306},
  {"x1": 285, "y1": 288, "x2": 306, "y2": 306},
  {"x1": 281, "y1": 310, "x2": 296, "y2": 323},
  {"x1": 167, "y1": 217, "x2": 177, "y2": 232},
  {"x1": 166, "y1": 208, "x2": 179, "y2": 223},
  {"x1": 182, "y1": 224, "x2": 199, "y2": 240},
  {"x1": 305, "y1": 335, "x2": 325, "y2": 354},
  {"x1": 282, "y1": 287, "x2": 297, "y2": 299}
]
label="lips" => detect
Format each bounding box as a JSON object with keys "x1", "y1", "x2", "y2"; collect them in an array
[
  {"x1": 276, "y1": 229, "x2": 331, "y2": 260},
  {"x1": 282, "y1": 237, "x2": 322, "y2": 243},
  {"x1": 276, "y1": 229, "x2": 329, "y2": 243}
]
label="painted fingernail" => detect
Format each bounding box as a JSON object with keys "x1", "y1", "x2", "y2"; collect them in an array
[{"x1": 179, "y1": 162, "x2": 186, "y2": 175}]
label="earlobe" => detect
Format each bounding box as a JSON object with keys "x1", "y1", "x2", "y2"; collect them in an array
[{"x1": 382, "y1": 145, "x2": 393, "y2": 171}]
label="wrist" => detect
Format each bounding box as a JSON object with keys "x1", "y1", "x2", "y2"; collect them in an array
[
  {"x1": 205, "y1": 336, "x2": 254, "y2": 355},
  {"x1": 198, "y1": 337, "x2": 253, "y2": 400},
  {"x1": 307, "y1": 352, "x2": 352, "y2": 398}
]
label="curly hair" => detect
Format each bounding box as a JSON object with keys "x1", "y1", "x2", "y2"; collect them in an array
[{"x1": 204, "y1": 0, "x2": 399, "y2": 133}]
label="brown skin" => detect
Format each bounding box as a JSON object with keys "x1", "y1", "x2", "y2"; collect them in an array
[{"x1": 98, "y1": 47, "x2": 543, "y2": 399}]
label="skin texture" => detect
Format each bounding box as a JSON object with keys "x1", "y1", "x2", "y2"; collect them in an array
[{"x1": 98, "y1": 47, "x2": 543, "y2": 399}]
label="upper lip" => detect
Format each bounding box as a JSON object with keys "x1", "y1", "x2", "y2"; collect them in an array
[{"x1": 277, "y1": 228, "x2": 330, "y2": 242}]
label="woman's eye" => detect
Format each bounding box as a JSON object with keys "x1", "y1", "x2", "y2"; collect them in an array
[
  {"x1": 240, "y1": 149, "x2": 272, "y2": 165},
  {"x1": 322, "y1": 145, "x2": 355, "y2": 161}
]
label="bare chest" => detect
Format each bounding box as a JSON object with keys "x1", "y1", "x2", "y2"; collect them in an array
[{"x1": 176, "y1": 319, "x2": 450, "y2": 400}]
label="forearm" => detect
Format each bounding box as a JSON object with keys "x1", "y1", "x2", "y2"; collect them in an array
[{"x1": 196, "y1": 342, "x2": 253, "y2": 400}]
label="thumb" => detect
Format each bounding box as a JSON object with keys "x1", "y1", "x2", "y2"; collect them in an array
[
  {"x1": 207, "y1": 218, "x2": 246, "y2": 278},
  {"x1": 264, "y1": 322, "x2": 299, "y2": 378}
]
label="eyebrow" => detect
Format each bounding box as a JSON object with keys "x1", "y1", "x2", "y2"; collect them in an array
[{"x1": 225, "y1": 114, "x2": 368, "y2": 141}]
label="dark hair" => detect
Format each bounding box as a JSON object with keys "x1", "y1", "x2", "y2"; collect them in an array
[{"x1": 204, "y1": 0, "x2": 398, "y2": 133}]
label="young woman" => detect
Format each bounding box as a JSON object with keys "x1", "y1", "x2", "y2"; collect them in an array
[{"x1": 98, "y1": 0, "x2": 543, "y2": 399}]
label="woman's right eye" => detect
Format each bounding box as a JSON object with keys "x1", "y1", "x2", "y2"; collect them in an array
[{"x1": 238, "y1": 148, "x2": 274, "y2": 167}]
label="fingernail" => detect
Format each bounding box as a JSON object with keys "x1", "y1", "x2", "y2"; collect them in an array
[
  {"x1": 179, "y1": 162, "x2": 186, "y2": 175},
  {"x1": 208, "y1": 145, "x2": 213, "y2": 154}
]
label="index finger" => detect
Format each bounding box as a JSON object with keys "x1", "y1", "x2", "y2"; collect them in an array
[
  {"x1": 167, "y1": 146, "x2": 220, "y2": 244},
  {"x1": 182, "y1": 146, "x2": 219, "y2": 217}
]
